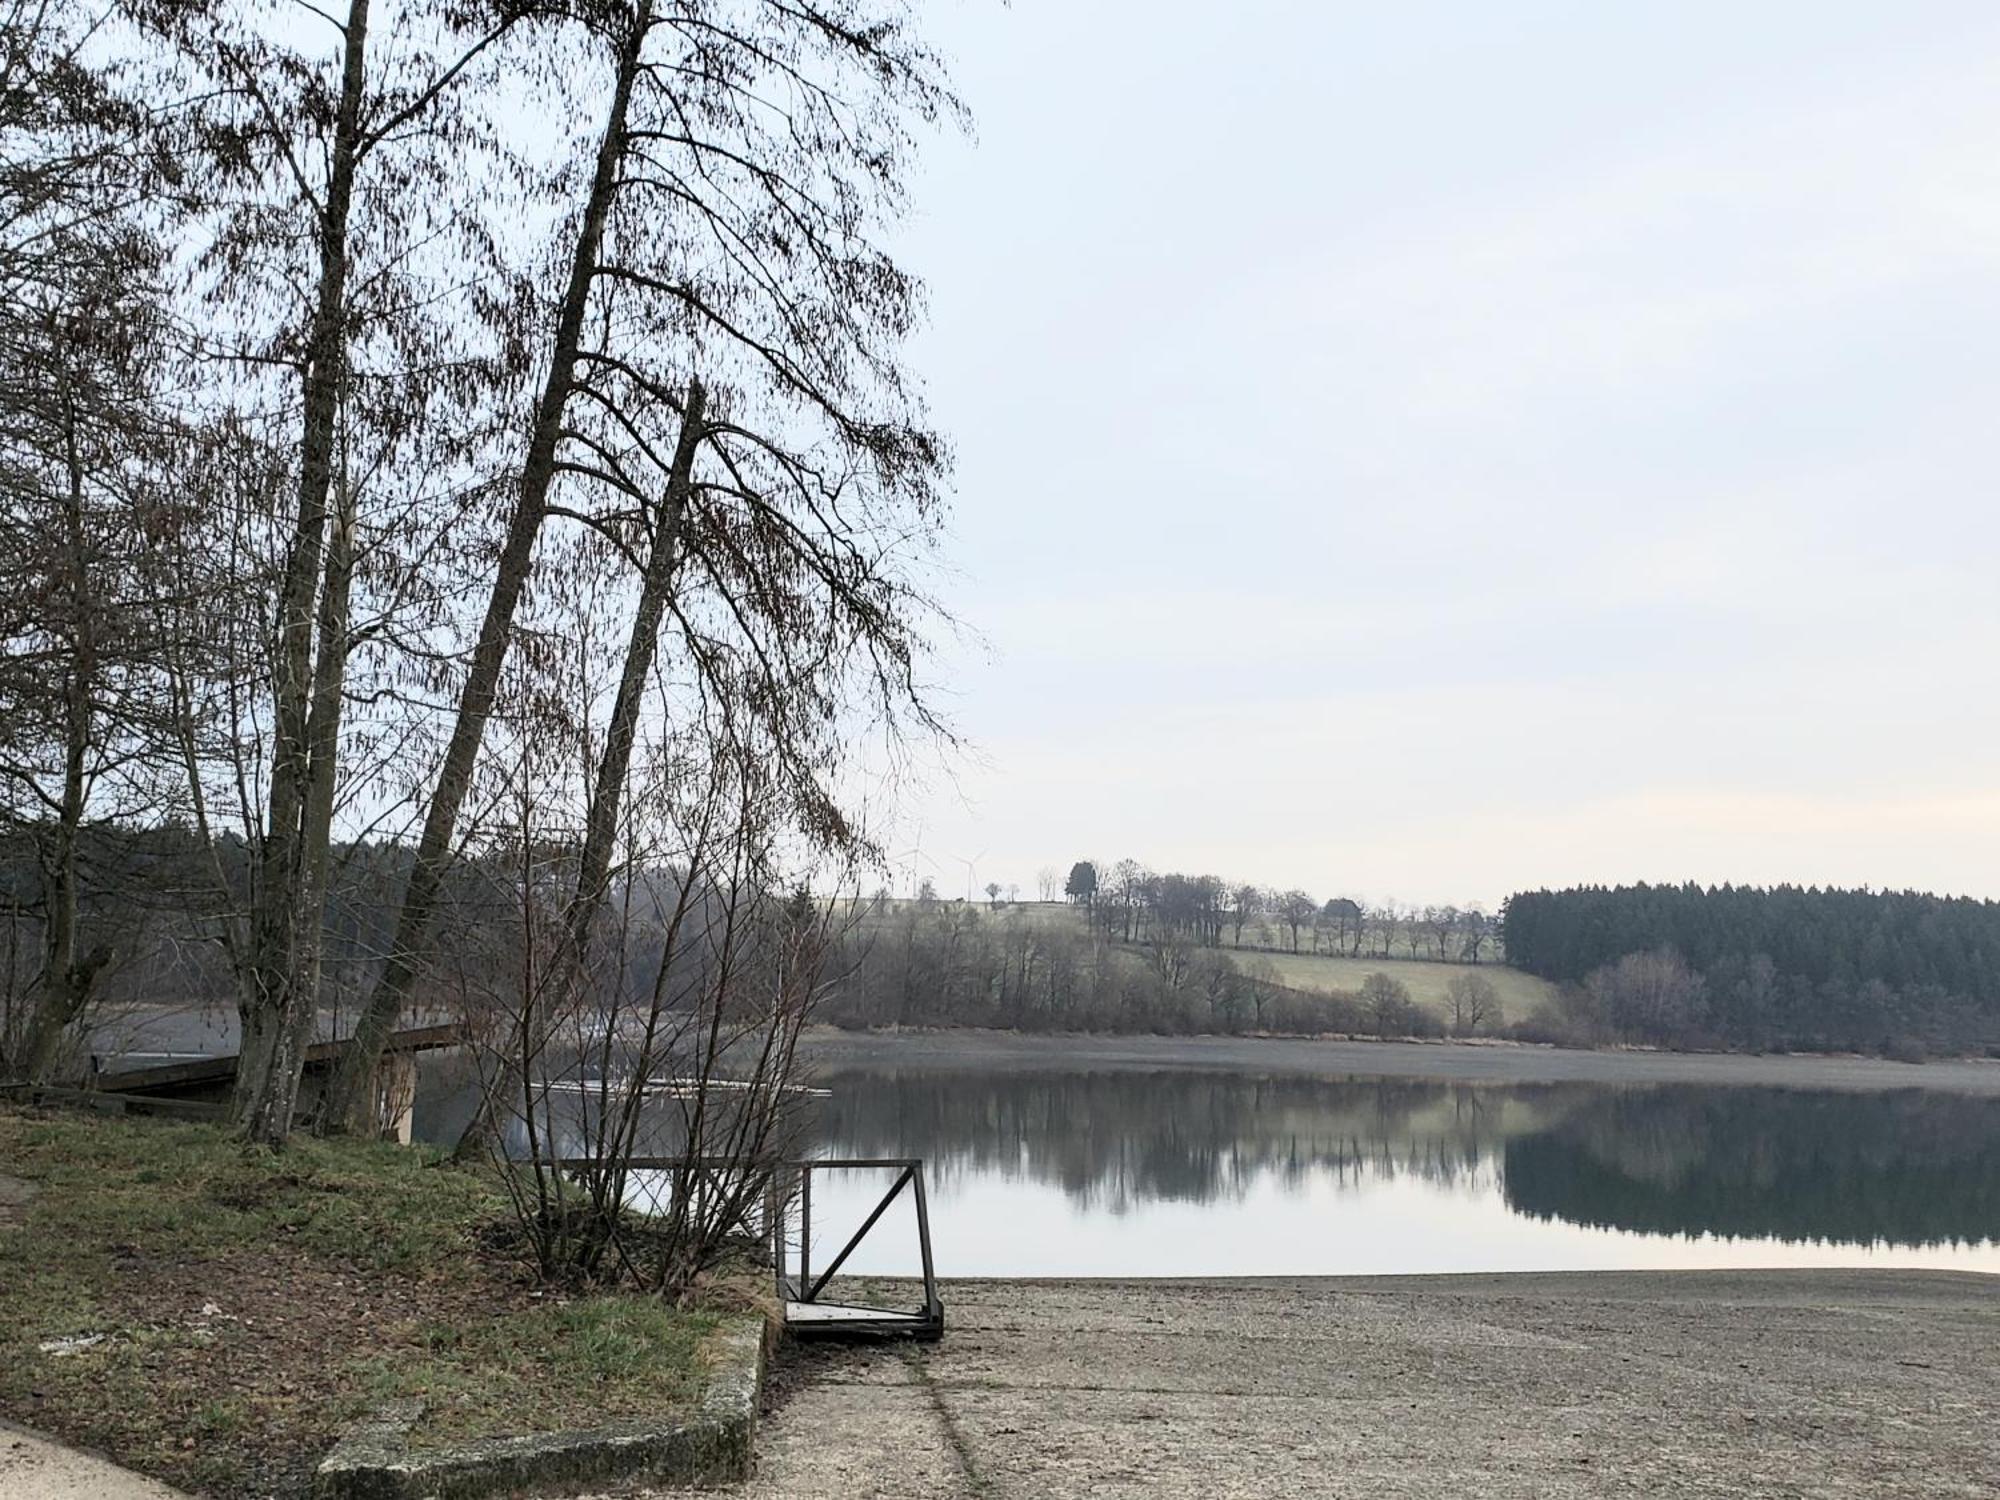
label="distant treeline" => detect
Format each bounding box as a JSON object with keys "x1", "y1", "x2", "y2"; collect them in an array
[
  {"x1": 823, "y1": 895, "x2": 1476, "y2": 1039},
  {"x1": 1044, "y1": 859, "x2": 1499, "y2": 964},
  {"x1": 1503, "y1": 883, "x2": 2000, "y2": 1057}
]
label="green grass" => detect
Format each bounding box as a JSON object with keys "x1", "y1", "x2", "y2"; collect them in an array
[
  {"x1": 0, "y1": 1108, "x2": 506, "y2": 1270},
  {"x1": 1229, "y1": 950, "x2": 1558, "y2": 1019},
  {"x1": 362, "y1": 1296, "x2": 718, "y2": 1449},
  {"x1": 0, "y1": 1106, "x2": 722, "y2": 1497}
]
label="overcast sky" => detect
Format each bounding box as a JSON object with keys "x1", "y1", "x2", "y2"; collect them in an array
[{"x1": 872, "y1": 0, "x2": 2000, "y2": 910}]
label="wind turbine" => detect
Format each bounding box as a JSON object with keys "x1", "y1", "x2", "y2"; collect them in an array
[
  {"x1": 894, "y1": 824, "x2": 942, "y2": 899},
  {"x1": 951, "y1": 847, "x2": 989, "y2": 904}
]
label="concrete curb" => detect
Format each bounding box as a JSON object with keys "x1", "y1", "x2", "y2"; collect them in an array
[{"x1": 314, "y1": 1317, "x2": 765, "y2": 1500}]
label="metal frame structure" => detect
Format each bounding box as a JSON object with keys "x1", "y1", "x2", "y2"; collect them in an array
[
  {"x1": 542, "y1": 1153, "x2": 944, "y2": 1341},
  {"x1": 778, "y1": 1157, "x2": 942, "y2": 1340}
]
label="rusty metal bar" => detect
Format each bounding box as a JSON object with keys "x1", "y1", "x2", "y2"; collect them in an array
[
  {"x1": 799, "y1": 1163, "x2": 813, "y2": 1296},
  {"x1": 911, "y1": 1161, "x2": 939, "y2": 1318},
  {"x1": 795, "y1": 1157, "x2": 924, "y2": 1169},
  {"x1": 804, "y1": 1165, "x2": 914, "y2": 1303}
]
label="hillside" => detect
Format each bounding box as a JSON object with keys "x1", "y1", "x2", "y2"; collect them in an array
[
  {"x1": 837, "y1": 897, "x2": 1553, "y2": 1032},
  {"x1": 1225, "y1": 949, "x2": 1558, "y2": 1020}
]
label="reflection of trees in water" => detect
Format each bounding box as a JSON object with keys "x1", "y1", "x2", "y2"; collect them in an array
[
  {"x1": 813, "y1": 1068, "x2": 2000, "y2": 1249},
  {"x1": 1502, "y1": 1087, "x2": 2000, "y2": 1248},
  {"x1": 811, "y1": 1069, "x2": 1572, "y2": 1213}
]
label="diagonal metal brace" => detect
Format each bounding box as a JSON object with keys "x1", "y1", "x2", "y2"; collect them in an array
[{"x1": 804, "y1": 1165, "x2": 914, "y2": 1303}]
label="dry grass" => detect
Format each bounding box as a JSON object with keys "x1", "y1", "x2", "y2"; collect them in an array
[{"x1": 0, "y1": 1106, "x2": 720, "y2": 1497}]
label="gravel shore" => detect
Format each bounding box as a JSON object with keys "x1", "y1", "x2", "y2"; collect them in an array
[{"x1": 648, "y1": 1270, "x2": 2000, "y2": 1499}]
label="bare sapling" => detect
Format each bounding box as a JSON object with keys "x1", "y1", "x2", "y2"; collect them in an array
[{"x1": 476, "y1": 722, "x2": 842, "y2": 1300}]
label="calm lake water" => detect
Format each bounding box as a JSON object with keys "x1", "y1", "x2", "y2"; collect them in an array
[{"x1": 795, "y1": 1067, "x2": 2000, "y2": 1278}]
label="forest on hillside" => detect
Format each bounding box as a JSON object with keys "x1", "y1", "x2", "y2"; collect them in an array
[{"x1": 1502, "y1": 884, "x2": 2000, "y2": 1058}]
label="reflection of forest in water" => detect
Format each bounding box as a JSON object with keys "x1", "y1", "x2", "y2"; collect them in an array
[{"x1": 810, "y1": 1068, "x2": 2000, "y2": 1249}]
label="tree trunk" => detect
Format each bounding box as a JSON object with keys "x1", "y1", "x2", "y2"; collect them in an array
[
  {"x1": 232, "y1": 0, "x2": 371, "y2": 1143},
  {"x1": 15, "y1": 637, "x2": 97, "y2": 1084},
  {"x1": 318, "y1": 7, "x2": 652, "y2": 1136},
  {"x1": 16, "y1": 370, "x2": 106, "y2": 1084},
  {"x1": 452, "y1": 376, "x2": 703, "y2": 1159},
  {"x1": 564, "y1": 378, "x2": 704, "y2": 949},
  {"x1": 238, "y1": 481, "x2": 356, "y2": 1142}
]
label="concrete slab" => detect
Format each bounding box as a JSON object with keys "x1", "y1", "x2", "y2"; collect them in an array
[
  {"x1": 605, "y1": 1350, "x2": 975, "y2": 1500},
  {"x1": 0, "y1": 1418, "x2": 192, "y2": 1500}
]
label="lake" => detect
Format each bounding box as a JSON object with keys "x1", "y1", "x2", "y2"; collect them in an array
[{"x1": 794, "y1": 1064, "x2": 2000, "y2": 1278}]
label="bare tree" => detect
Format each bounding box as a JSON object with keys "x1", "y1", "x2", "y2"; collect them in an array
[
  {"x1": 1374, "y1": 900, "x2": 1400, "y2": 958},
  {"x1": 1458, "y1": 905, "x2": 1492, "y2": 964},
  {"x1": 1344, "y1": 899, "x2": 1367, "y2": 957},
  {"x1": 1148, "y1": 927, "x2": 1194, "y2": 993},
  {"x1": 1424, "y1": 904, "x2": 1458, "y2": 962},
  {"x1": 1231, "y1": 884, "x2": 1263, "y2": 947},
  {"x1": 1276, "y1": 889, "x2": 1314, "y2": 954},
  {"x1": 1360, "y1": 970, "x2": 1412, "y2": 1037},
  {"x1": 124, "y1": 0, "x2": 524, "y2": 1142},
  {"x1": 1320, "y1": 897, "x2": 1361, "y2": 959},
  {"x1": 323, "y1": 0, "x2": 963, "y2": 1134},
  {"x1": 1445, "y1": 971, "x2": 1500, "y2": 1036},
  {"x1": 0, "y1": 4, "x2": 186, "y2": 1082},
  {"x1": 477, "y1": 713, "x2": 838, "y2": 1297},
  {"x1": 1585, "y1": 948, "x2": 1706, "y2": 1044}
]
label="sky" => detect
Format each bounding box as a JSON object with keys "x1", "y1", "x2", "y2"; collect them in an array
[{"x1": 867, "y1": 0, "x2": 2000, "y2": 910}]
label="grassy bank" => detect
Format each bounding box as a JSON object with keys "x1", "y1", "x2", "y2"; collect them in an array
[{"x1": 0, "y1": 1106, "x2": 724, "y2": 1497}]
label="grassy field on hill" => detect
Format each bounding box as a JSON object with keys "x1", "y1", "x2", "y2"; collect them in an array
[{"x1": 1230, "y1": 950, "x2": 1558, "y2": 1019}]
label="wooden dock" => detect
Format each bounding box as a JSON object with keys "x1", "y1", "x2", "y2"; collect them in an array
[
  {"x1": 91, "y1": 1021, "x2": 466, "y2": 1096},
  {"x1": 22, "y1": 1023, "x2": 474, "y2": 1139}
]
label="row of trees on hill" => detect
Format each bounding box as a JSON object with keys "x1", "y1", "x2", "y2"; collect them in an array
[
  {"x1": 1504, "y1": 885, "x2": 2000, "y2": 1057},
  {"x1": 821, "y1": 893, "x2": 1511, "y2": 1039},
  {"x1": 1054, "y1": 860, "x2": 1497, "y2": 963},
  {"x1": 0, "y1": 0, "x2": 964, "y2": 1153}
]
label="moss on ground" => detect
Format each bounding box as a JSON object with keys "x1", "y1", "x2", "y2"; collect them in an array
[{"x1": 0, "y1": 1105, "x2": 720, "y2": 1497}]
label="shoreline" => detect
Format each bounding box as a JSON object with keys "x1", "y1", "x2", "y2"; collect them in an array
[
  {"x1": 795, "y1": 1025, "x2": 2000, "y2": 1093},
  {"x1": 749, "y1": 1268, "x2": 2000, "y2": 1498}
]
